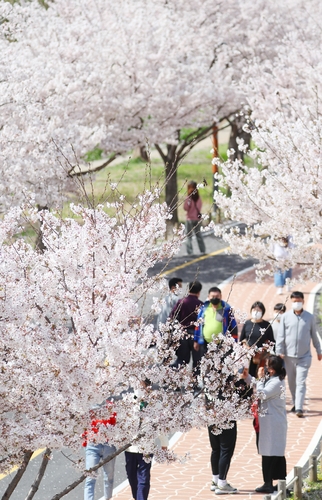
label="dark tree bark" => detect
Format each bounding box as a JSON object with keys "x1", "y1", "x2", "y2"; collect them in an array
[
  {"x1": 35, "y1": 205, "x2": 49, "y2": 253},
  {"x1": 228, "y1": 116, "x2": 251, "y2": 162},
  {"x1": 1, "y1": 450, "x2": 33, "y2": 500},
  {"x1": 139, "y1": 145, "x2": 149, "y2": 162},
  {"x1": 25, "y1": 448, "x2": 51, "y2": 500},
  {"x1": 50, "y1": 442, "x2": 132, "y2": 500},
  {"x1": 154, "y1": 143, "x2": 179, "y2": 224}
]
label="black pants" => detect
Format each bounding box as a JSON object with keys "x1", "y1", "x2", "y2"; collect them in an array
[
  {"x1": 208, "y1": 422, "x2": 237, "y2": 480},
  {"x1": 172, "y1": 328, "x2": 201, "y2": 371},
  {"x1": 262, "y1": 455, "x2": 287, "y2": 484},
  {"x1": 125, "y1": 451, "x2": 152, "y2": 500}
]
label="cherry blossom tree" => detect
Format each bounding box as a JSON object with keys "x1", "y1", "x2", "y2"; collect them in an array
[
  {"x1": 213, "y1": 0, "x2": 322, "y2": 280},
  {"x1": 0, "y1": 187, "x2": 255, "y2": 497},
  {"x1": 0, "y1": 0, "x2": 246, "y2": 216},
  {"x1": 3, "y1": 0, "x2": 309, "y2": 223}
]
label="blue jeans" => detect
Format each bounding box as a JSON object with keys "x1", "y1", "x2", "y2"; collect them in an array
[
  {"x1": 125, "y1": 451, "x2": 152, "y2": 500},
  {"x1": 274, "y1": 268, "x2": 292, "y2": 287},
  {"x1": 84, "y1": 443, "x2": 116, "y2": 500}
]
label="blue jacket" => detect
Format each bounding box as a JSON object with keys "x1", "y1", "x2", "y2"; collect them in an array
[{"x1": 194, "y1": 300, "x2": 238, "y2": 344}]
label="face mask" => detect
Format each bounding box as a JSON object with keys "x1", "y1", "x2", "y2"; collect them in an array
[
  {"x1": 251, "y1": 310, "x2": 262, "y2": 320},
  {"x1": 292, "y1": 301, "x2": 303, "y2": 311},
  {"x1": 274, "y1": 312, "x2": 280, "y2": 320},
  {"x1": 210, "y1": 297, "x2": 221, "y2": 306}
]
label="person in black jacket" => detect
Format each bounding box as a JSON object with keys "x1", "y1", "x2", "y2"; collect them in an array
[{"x1": 239, "y1": 301, "x2": 275, "y2": 377}]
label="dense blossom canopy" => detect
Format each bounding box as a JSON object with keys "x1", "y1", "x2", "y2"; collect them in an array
[
  {"x1": 0, "y1": 193, "x2": 254, "y2": 472},
  {"x1": 0, "y1": 0, "x2": 243, "y2": 208},
  {"x1": 213, "y1": 0, "x2": 322, "y2": 280},
  {"x1": 1, "y1": 0, "x2": 322, "y2": 484}
]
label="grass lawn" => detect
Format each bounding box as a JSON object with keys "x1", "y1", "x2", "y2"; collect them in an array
[{"x1": 79, "y1": 142, "x2": 230, "y2": 224}]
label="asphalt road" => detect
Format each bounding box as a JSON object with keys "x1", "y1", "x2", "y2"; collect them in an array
[{"x1": 0, "y1": 231, "x2": 257, "y2": 500}]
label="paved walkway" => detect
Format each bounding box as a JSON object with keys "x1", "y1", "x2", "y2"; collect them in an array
[{"x1": 113, "y1": 268, "x2": 322, "y2": 500}]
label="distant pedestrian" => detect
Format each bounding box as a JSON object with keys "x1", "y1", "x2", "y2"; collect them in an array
[
  {"x1": 276, "y1": 291, "x2": 322, "y2": 417},
  {"x1": 272, "y1": 236, "x2": 293, "y2": 295},
  {"x1": 170, "y1": 280, "x2": 203, "y2": 371},
  {"x1": 184, "y1": 180, "x2": 206, "y2": 255},
  {"x1": 270, "y1": 303, "x2": 286, "y2": 340},
  {"x1": 242, "y1": 355, "x2": 287, "y2": 494},
  {"x1": 156, "y1": 277, "x2": 183, "y2": 330},
  {"x1": 239, "y1": 301, "x2": 275, "y2": 377}
]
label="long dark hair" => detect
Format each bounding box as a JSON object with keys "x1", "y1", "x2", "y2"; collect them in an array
[
  {"x1": 267, "y1": 355, "x2": 286, "y2": 380},
  {"x1": 188, "y1": 181, "x2": 199, "y2": 202}
]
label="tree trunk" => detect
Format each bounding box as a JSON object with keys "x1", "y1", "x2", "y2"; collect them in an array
[
  {"x1": 154, "y1": 143, "x2": 179, "y2": 227},
  {"x1": 139, "y1": 145, "x2": 149, "y2": 162},
  {"x1": 154, "y1": 121, "x2": 236, "y2": 231},
  {"x1": 165, "y1": 147, "x2": 179, "y2": 225},
  {"x1": 35, "y1": 205, "x2": 49, "y2": 253},
  {"x1": 228, "y1": 116, "x2": 251, "y2": 162}
]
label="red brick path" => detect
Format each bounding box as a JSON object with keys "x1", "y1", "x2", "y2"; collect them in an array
[{"x1": 114, "y1": 269, "x2": 322, "y2": 499}]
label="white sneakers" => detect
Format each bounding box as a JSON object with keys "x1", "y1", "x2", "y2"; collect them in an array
[{"x1": 214, "y1": 483, "x2": 238, "y2": 495}]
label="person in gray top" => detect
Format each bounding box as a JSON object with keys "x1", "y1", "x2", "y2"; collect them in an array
[
  {"x1": 156, "y1": 277, "x2": 183, "y2": 330},
  {"x1": 276, "y1": 291, "x2": 322, "y2": 417}
]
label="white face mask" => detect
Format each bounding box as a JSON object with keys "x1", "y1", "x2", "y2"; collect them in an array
[
  {"x1": 252, "y1": 310, "x2": 262, "y2": 320},
  {"x1": 292, "y1": 301, "x2": 303, "y2": 311},
  {"x1": 274, "y1": 312, "x2": 280, "y2": 320}
]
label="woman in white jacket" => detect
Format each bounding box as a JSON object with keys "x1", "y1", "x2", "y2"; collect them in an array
[{"x1": 243, "y1": 355, "x2": 287, "y2": 494}]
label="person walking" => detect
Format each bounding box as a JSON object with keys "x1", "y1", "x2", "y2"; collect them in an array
[
  {"x1": 124, "y1": 381, "x2": 168, "y2": 500},
  {"x1": 242, "y1": 355, "x2": 288, "y2": 494},
  {"x1": 84, "y1": 443, "x2": 116, "y2": 500},
  {"x1": 276, "y1": 291, "x2": 322, "y2": 417},
  {"x1": 208, "y1": 422, "x2": 238, "y2": 495},
  {"x1": 183, "y1": 180, "x2": 206, "y2": 255},
  {"x1": 170, "y1": 280, "x2": 203, "y2": 371},
  {"x1": 125, "y1": 439, "x2": 168, "y2": 500},
  {"x1": 272, "y1": 236, "x2": 293, "y2": 295},
  {"x1": 194, "y1": 286, "x2": 238, "y2": 357},
  {"x1": 156, "y1": 277, "x2": 183, "y2": 330},
  {"x1": 239, "y1": 301, "x2": 275, "y2": 377},
  {"x1": 270, "y1": 303, "x2": 286, "y2": 340},
  {"x1": 83, "y1": 404, "x2": 117, "y2": 500}
]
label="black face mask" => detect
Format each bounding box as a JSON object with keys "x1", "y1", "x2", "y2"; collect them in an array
[{"x1": 210, "y1": 297, "x2": 221, "y2": 306}]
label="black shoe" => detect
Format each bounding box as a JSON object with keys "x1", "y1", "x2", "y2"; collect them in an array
[
  {"x1": 290, "y1": 406, "x2": 295, "y2": 412},
  {"x1": 255, "y1": 484, "x2": 274, "y2": 494},
  {"x1": 296, "y1": 409, "x2": 304, "y2": 418}
]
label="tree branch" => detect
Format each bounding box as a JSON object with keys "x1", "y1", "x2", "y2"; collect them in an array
[
  {"x1": 68, "y1": 153, "x2": 121, "y2": 177},
  {"x1": 1, "y1": 450, "x2": 33, "y2": 500},
  {"x1": 25, "y1": 448, "x2": 51, "y2": 500},
  {"x1": 50, "y1": 442, "x2": 132, "y2": 500},
  {"x1": 154, "y1": 143, "x2": 167, "y2": 163}
]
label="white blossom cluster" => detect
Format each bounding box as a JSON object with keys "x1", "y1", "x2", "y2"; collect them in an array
[
  {"x1": 0, "y1": 192, "x2": 255, "y2": 472},
  {"x1": 0, "y1": 0, "x2": 243, "y2": 209},
  {"x1": 213, "y1": 0, "x2": 322, "y2": 280}
]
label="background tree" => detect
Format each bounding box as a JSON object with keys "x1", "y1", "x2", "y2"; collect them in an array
[
  {"x1": 213, "y1": 0, "x2": 322, "y2": 280},
  {"x1": 0, "y1": 0, "x2": 244, "y2": 217}
]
